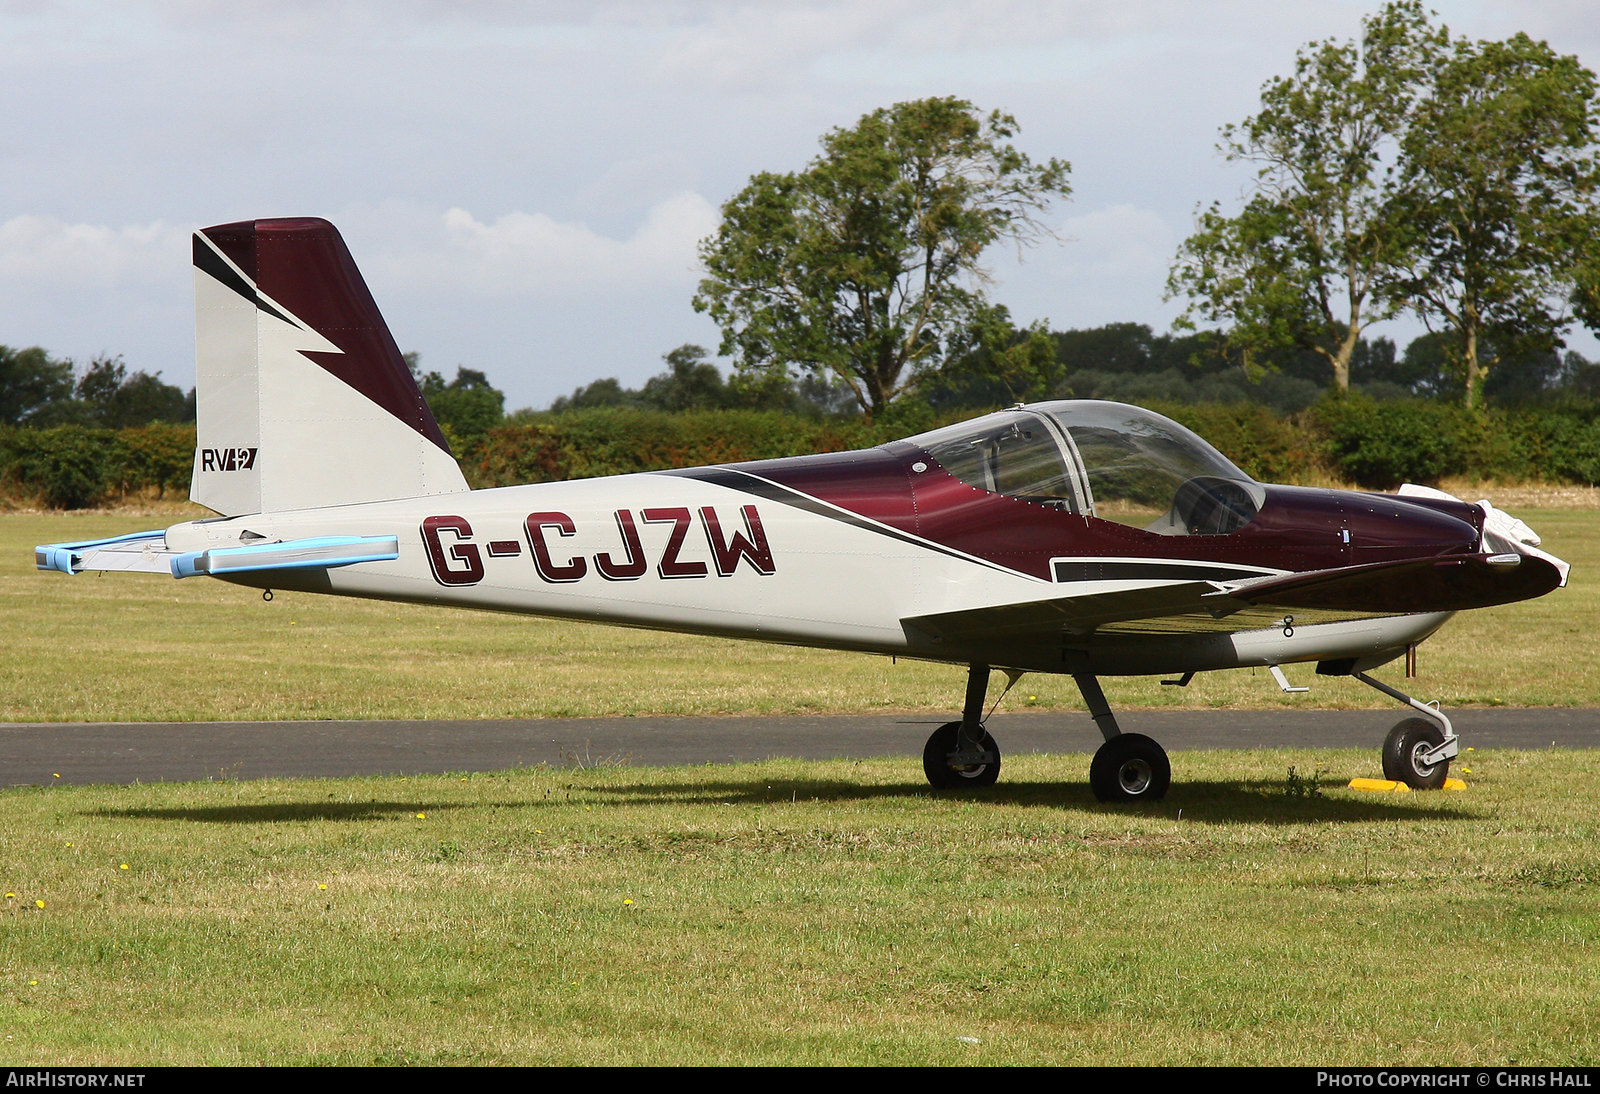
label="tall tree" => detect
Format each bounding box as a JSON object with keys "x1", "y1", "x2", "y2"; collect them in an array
[
  {"x1": 1168, "y1": 1, "x2": 1445, "y2": 391},
  {"x1": 0, "y1": 345, "x2": 75, "y2": 425},
  {"x1": 1390, "y1": 32, "x2": 1600, "y2": 409},
  {"x1": 694, "y1": 97, "x2": 1071, "y2": 419},
  {"x1": 75, "y1": 354, "x2": 191, "y2": 427},
  {"x1": 418, "y1": 363, "x2": 505, "y2": 442},
  {"x1": 641, "y1": 345, "x2": 729, "y2": 411},
  {"x1": 921, "y1": 304, "x2": 1060, "y2": 410}
]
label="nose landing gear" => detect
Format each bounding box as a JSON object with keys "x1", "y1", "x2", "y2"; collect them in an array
[
  {"x1": 1346, "y1": 668, "x2": 1457, "y2": 790},
  {"x1": 1381, "y1": 717, "x2": 1450, "y2": 790}
]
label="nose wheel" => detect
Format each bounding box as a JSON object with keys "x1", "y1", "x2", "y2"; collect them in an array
[
  {"x1": 1382, "y1": 717, "x2": 1450, "y2": 790},
  {"x1": 1348, "y1": 669, "x2": 1458, "y2": 789}
]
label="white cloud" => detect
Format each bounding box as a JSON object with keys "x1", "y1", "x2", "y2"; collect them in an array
[
  {"x1": 0, "y1": 216, "x2": 189, "y2": 287},
  {"x1": 991, "y1": 202, "x2": 1182, "y2": 331},
  {"x1": 1056, "y1": 203, "x2": 1175, "y2": 281},
  {"x1": 377, "y1": 192, "x2": 720, "y2": 295},
  {"x1": 645, "y1": 1, "x2": 912, "y2": 90}
]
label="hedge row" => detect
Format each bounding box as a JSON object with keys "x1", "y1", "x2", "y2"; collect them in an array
[
  {"x1": 1121, "y1": 398, "x2": 1600, "y2": 489},
  {"x1": 5, "y1": 399, "x2": 1599, "y2": 509},
  {"x1": 477, "y1": 399, "x2": 1600, "y2": 489},
  {"x1": 1307, "y1": 397, "x2": 1600, "y2": 488},
  {"x1": 0, "y1": 424, "x2": 195, "y2": 508},
  {"x1": 466, "y1": 409, "x2": 899, "y2": 487}
]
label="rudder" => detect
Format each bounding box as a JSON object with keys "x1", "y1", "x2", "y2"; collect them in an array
[{"x1": 191, "y1": 217, "x2": 468, "y2": 515}]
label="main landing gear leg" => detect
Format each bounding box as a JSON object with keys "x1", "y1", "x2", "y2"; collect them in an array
[
  {"x1": 1352, "y1": 670, "x2": 1457, "y2": 790},
  {"x1": 1073, "y1": 673, "x2": 1171, "y2": 803},
  {"x1": 922, "y1": 663, "x2": 1001, "y2": 789}
]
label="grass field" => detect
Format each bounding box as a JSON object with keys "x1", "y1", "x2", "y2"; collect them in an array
[
  {"x1": 3, "y1": 501, "x2": 1596, "y2": 722},
  {"x1": 2, "y1": 749, "x2": 1598, "y2": 1065}
]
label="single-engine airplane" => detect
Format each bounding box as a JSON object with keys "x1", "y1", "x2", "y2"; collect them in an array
[{"x1": 36, "y1": 218, "x2": 1570, "y2": 800}]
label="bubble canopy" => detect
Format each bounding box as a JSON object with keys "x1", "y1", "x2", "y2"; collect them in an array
[{"x1": 906, "y1": 401, "x2": 1266, "y2": 536}]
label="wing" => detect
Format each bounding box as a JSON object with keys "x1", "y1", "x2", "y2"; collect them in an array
[{"x1": 902, "y1": 551, "x2": 1567, "y2": 643}]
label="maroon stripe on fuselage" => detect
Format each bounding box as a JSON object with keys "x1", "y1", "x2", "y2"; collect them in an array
[
  {"x1": 719, "y1": 442, "x2": 1480, "y2": 581},
  {"x1": 199, "y1": 218, "x2": 451, "y2": 454},
  {"x1": 720, "y1": 448, "x2": 919, "y2": 528}
]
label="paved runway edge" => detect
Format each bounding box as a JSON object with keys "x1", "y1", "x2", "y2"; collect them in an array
[{"x1": 4, "y1": 708, "x2": 1599, "y2": 786}]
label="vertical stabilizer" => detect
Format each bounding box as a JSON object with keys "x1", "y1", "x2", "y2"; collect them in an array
[{"x1": 191, "y1": 217, "x2": 469, "y2": 515}]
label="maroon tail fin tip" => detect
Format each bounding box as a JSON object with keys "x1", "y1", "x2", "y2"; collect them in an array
[{"x1": 198, "y1": 218, "x2": 451, "y2": 453}]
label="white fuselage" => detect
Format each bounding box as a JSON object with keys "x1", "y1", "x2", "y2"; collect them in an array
[{"x1": 164, "y1": 472, "x2": 1449, "y2": 677}]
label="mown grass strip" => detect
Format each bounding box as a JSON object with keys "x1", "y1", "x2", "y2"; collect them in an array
[{"x1": 2, "y1": 748, "x2": 1597, "y2": 1066}]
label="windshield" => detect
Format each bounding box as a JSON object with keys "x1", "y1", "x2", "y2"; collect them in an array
[
  {"x1": 909, "y1": 401, "x2": 1264, "y2": 535},
  {"x1": 911, "y1": 410, "x2": 1088, "y2": 513}
]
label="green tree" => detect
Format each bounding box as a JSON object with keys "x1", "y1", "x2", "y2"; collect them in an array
[
  {"x1": 0, "y1": 345, "x2": 75, "y2": 425},
  {"x1": 789, "y1": 372, "x2": 860, "y2": 417},
  {"x1": 1168, "y1": 1, "x2": 1445, "y2": 392},
  {"x1": 1389, "y1": 32, "x2": 1600, "y2": 409},
  {"x1": 1054, "y1": 322, "x2": 1160, "y2": 377},
  {"x1": 922, "y1": 305, "x2": 1060, "y2": 410},
  {"x1": 547, "y1": 377, "x2": 638, "y2": 413},
  {"x1": 417, "y1": 363, "x2": 505, "y2": 442},
  {"x1": 640, "y1": 345, "x2": 729, "y2": 411},
  {"x1": 695, "y1": 96, "x2": 1071, "y2": 419},
  {"x1": 542, "y1": 351, "x2": 861, "y2": 419},
  {"x1": 1395, "y1": 331, "x2": 1575, "y2": 405},
  {"x1": 75, "y1": 354, "x2": 191, "y2": 427}
]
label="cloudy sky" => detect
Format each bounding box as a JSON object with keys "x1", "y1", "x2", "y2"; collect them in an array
[{"x1": 3, "y1": 0, "x2": 1598, "y2": 410}]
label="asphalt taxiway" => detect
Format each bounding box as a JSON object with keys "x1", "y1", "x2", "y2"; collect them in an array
[{"x1": 3, "y1": 707, "x2": 1598, "y2": 786}]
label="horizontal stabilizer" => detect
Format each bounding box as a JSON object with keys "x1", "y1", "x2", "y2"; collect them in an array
[
  {"x1": 37, "y1": 532, "x2": 399, "y2": 580},
  {"x1": 35, "y1": 531, "x2": 170, "y2": 575},
  {"x1": 170, "y1": 536, "x2": 399, "y2": 579}
]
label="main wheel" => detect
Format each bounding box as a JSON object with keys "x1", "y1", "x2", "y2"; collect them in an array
[
  {"x1": 922, "y1": 721, "x2": 1001, "y2": 789},
  {"x1": 1382, "y1": 717, "x2": 1449, "y2": 790},
  {"x1": 1090, "y1": 733, "x2": 1171, "y2": 802}
]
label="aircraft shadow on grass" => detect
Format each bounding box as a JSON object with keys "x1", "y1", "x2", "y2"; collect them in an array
[
  {"x1": 582, "y1": 778, "x2": 1477, "y2": 824},
  {"x1": 85, "y1": 780, "x2": 1472, "y2": 825},
  {"x1": 90, "y1": 800, "x2": 473, "y2": 824}
]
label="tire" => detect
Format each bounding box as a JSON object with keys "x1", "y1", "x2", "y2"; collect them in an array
[
  {"x1": 1090, "y1": 733, "x2": 1171, "y2": 803},
  {"x1": 1382, "y1": 717, "x2": 1449, "y2": 790},
  {"x1": 922, "y1": 721, "x2": 1001, "y2": 789}
]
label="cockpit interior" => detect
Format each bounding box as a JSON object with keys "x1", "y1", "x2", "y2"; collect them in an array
[{"x1": 909, "y1": 401, "x2": 1266, "y2": 536}]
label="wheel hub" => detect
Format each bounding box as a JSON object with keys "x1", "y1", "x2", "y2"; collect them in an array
[
  {"x1": 1410, "y1": 742, "x2": 1439, "y2": 777},
  {"x1": 1118, "y1": 758, "x2": 1153, "y2": 795}
]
